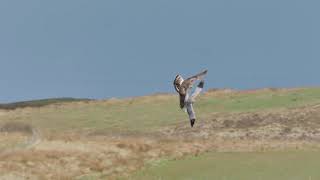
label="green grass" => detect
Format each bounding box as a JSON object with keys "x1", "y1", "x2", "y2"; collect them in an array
[
  {"x1": 198, "y1": 88, "x2": 320, "y2": 112},
  {"x1": 1, "y1": 88, "x2": 320, "y2": 133},
  {"x1": 131, "y1": 151, "x2": 320, "y2": 180}
]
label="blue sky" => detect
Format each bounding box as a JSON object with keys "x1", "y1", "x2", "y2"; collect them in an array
[{"x1": 0, "y1": 0, "x2": 319, "y2": 102}]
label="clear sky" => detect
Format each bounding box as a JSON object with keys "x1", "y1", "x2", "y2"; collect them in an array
[{"x1": 0, "y1": 0, "x2": 319, "y2": 102}]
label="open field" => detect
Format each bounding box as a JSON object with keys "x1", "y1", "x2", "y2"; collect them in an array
[
  {"x1": 132, "y1": 151, "x2": 320, "y2": 180},
  {"x1": 1, "y1": 87, "x2": 320, "y2": 179}
]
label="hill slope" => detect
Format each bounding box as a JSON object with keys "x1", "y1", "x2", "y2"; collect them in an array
[{"x1": 1, "y1": 87, "x2": 320, "y2": 179}]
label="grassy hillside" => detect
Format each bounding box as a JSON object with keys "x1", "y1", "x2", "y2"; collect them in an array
[
  {"x1": 1, "y1": 87, "x2": 320, "y2": 179},
  {"x1": 1, "y1": 88, "x2": 320, "y2": 133}
]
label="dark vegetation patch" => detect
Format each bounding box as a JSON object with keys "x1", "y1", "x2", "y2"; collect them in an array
[
  {"x1": 0, "y1": 98, "x2": 92, "y2": 110},
  {"x1": 235, "y1": 114, "x2": 263, "y2": 128},
  {"x1": 0, "y1": 121, "x2": 33, "y2": 134}
]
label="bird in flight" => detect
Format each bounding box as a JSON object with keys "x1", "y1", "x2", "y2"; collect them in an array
[{"x1": 173, "y1": 70, "x2": 208, "y2": 127}]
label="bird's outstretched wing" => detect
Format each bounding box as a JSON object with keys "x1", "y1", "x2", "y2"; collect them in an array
[
  {"x1": 183, "y1": 70, "x2": 208, "y2": 87},
  {"x1": 179, "y1": 70, "x2": 207, "y2": 95}
]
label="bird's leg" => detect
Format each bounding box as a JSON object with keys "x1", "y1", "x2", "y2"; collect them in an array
[{"x1": 186, "y1": 102, "x2": 196, "y2": 127}]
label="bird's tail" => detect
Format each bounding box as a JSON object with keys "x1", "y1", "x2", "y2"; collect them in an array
[{"x1": 179, "y1": 94, "x2": 186, "y2": 109}]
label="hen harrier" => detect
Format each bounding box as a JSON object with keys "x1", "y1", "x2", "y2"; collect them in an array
[{"x1": 173, "y1": 70, "x2": 207, "y2": 127}]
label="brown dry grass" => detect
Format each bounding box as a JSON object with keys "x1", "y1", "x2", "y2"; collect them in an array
[{"x1": 0, "y1": 132, "x2": 319, "y2": 179}]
